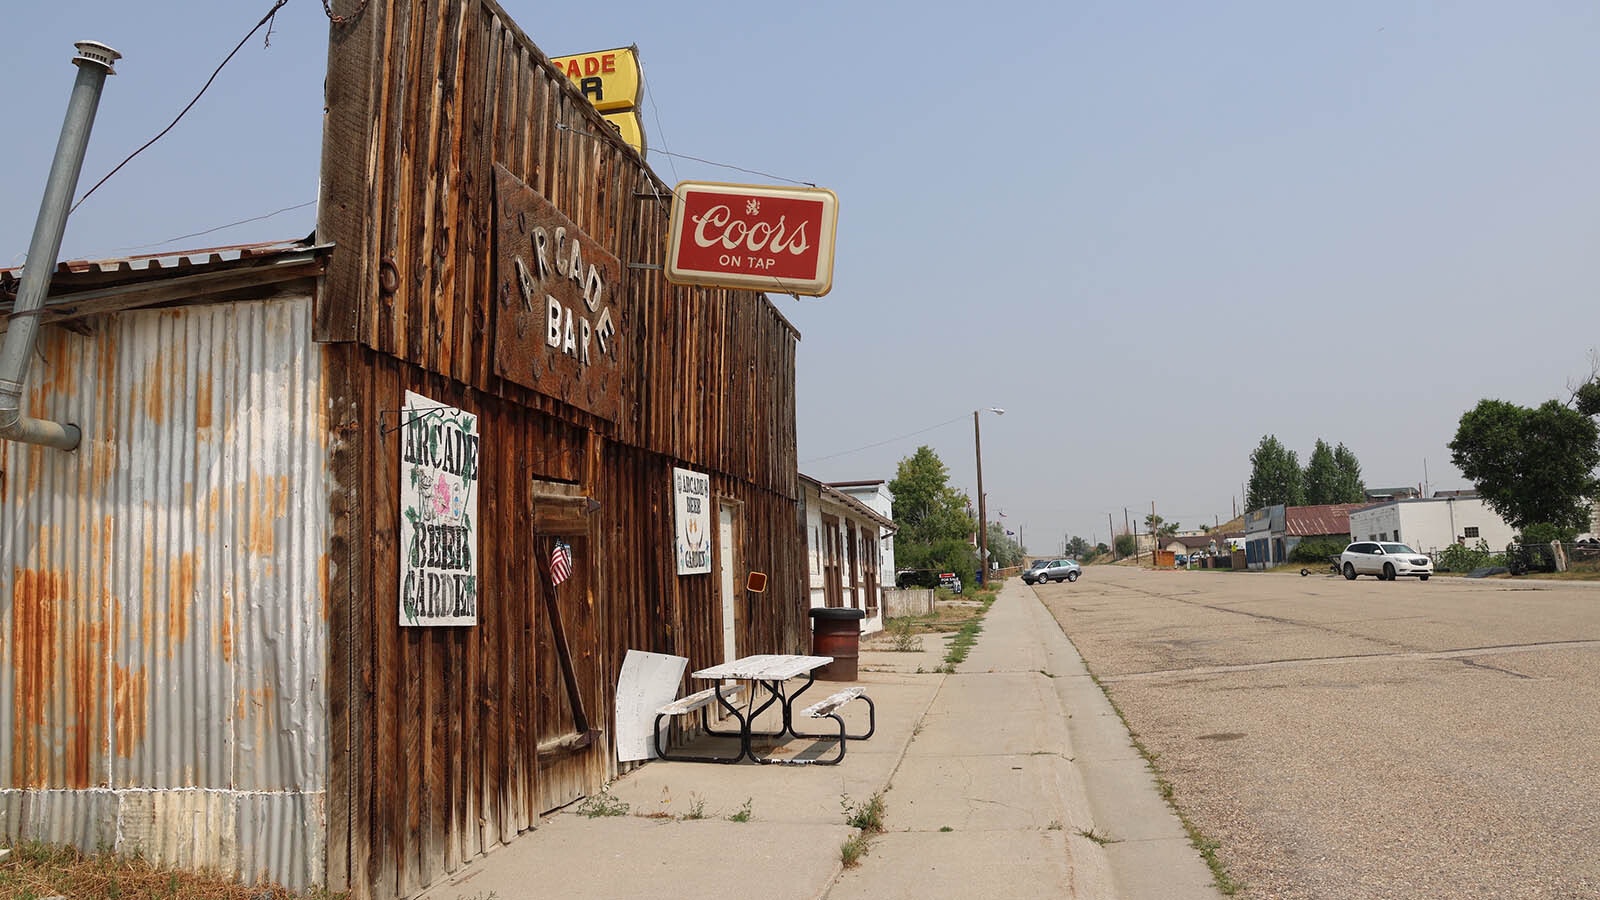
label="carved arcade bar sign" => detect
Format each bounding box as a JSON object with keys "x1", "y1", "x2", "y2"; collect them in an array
[{"x1": 494, "y1": 164, "x2": 624, "y2": 422}]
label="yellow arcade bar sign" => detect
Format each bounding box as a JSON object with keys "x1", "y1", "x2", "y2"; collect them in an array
[
  {"x1": 550, "y1": 47, "x2": 642, "y2": 113},
  {"x1": 602, "y1": 110, "x2": 646, "y2": 155}
]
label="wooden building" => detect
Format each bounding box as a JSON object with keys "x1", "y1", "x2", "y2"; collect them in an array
[
  {"x1": 317, "y1": 0, "x2": 809, "y2": 894},
  {"x1": 1, "y1": 0, "x2": 809, "y2": 896}
]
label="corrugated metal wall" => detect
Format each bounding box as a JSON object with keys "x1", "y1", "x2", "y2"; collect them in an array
[{"x1": 0, "y1": 295, "x2": 328, "y2": 888}]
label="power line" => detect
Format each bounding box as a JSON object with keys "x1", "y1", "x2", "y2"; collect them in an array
[
  {"x1": 799, "y1": 415, "x2": 968, "y2": 465},
  {"x1": 71, "y1": 0, "x2": 291, "y2": 214},
  {"x1": 114, "y1": 199, "x2": 316, "y2": 252}
]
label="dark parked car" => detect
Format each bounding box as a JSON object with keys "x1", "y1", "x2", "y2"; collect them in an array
[{"x1": 895, "y1": 568, "x2": 939, "y2": 589}]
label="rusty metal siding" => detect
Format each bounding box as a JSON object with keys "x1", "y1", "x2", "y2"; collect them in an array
[{"x1": 0, "y1": 295, "x2": 327, "y2": 888}]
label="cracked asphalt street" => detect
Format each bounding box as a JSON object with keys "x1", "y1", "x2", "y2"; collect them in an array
[{"x1": 1036, "y1": 566, "x2": 1600, "y2": 899}]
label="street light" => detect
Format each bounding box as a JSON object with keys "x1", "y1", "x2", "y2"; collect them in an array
[{"x1": 975, "y1": 407, "x2": 1004, "y2": 586}]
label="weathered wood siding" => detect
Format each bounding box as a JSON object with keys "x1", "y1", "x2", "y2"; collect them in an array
[{"x1": 317, "y1": 1, "x2": 806, "y2": 896}]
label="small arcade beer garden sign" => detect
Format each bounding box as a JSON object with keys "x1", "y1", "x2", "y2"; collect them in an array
[{"x1": 399, "y1": 391, "x2": 481, "y2": 626}]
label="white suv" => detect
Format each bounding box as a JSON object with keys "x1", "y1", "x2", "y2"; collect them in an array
[{"x1": 1339, "y1": 542, "x2": 1432, "y2": 581}]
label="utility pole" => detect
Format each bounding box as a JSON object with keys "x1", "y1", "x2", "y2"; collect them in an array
[
  {"x1": 1124, "y1": 508, "x2": 1131, "y2": 561},
  {"x1": 975, "y1": 410, "x2": 987, "y2": 587},
  {"x1": 1151, "y1": 500, "x2": 1158, "y2": 569},
  {"x1": 1108, "y1": 513, "x2": 1116, "y2": 560}
]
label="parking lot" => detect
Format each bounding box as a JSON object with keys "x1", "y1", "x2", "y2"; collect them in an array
[{"x1": 1036, "y1": 566, "x2": 1600, "y2": 899}]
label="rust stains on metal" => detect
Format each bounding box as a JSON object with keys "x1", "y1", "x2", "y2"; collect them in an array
[
  {"x1": 67, "y1": 612, "x2": 108, "y2": 789},
  {"x1": 247, "y1": 475, "x2": 291, "y2": 556},
  {"x1": 12, "y1": 567, "x2": 63, "y2": 786},
  {"x1": 12, "y1": 567, "x2": 62, "y2": 726},
  {"x1": 23, "y1": 442, "x2": 43, "y2": 498},
  {"x1": 144, "y1": 354, "x2": 166, "y2": 424},
  {"x1": 219, "y1": 595, "x2": 234, "y2": 663},
  {"x1": 168, "y1": 552, "x2": 196, "y2": 646},
  {"x1": 195, "y1": 372, "x2": 214, "y2": 430},
  {"x1": 89, "y1": 441, "x2": 116, "y2": 493},
  {"x1": 112, "y1": 663, "x2": 148, "y2": 757}
]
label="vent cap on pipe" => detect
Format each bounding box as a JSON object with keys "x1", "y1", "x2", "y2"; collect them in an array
[{"x1": 73, "y1": 40, "x2": 121, "y2": 74}]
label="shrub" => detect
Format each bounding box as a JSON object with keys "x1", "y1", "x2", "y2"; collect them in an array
[
  {"x1": 1437, "y1": 540, "x2": 1504, "y2": 573},
  {"x1": 1289, "y1": 537, "x2": 1347, "y2": 564}
]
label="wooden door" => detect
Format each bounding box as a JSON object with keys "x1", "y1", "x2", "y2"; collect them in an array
[
  {"x1": 530, "y1": 487, "x2": 604, "y2": 816},
  {"x1": 846, "y1": 522, "x2": 860, "y2": 609},
  {"x1": 822, "y1": 514, "x2": 843, "y2": 607},
  {"x1": 717, "y1": 501, "x2": 741, "y2": 663}
]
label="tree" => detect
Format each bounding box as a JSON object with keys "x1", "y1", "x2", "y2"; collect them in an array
[
  {"x1": 1113, "y1": 533, "x2": 1136, "y2": 558},
  {"x1": 1065, "y1": 535, "x2": 1091, "y2": 558},
  {"x1": 1449, "y1": 398, "x2": 1600, "y2": 538},
  {"x1": 1143, "y1": 514, "x2": 1178, "y2": 540},
  {"x1": 985, "y1": 521, "x2": 1022, "y2": 567},
  {"x1": 1302, "y1": 439, "x2": 1340, "y2": 505},
  {"x1": 1331, "y1": 443, "x2": 1367, "y2": 503},
  {"x1": 889, "y1": 446, "x2": 979, "y2": 576},
  {"x1": 1246, "y1": 435, "x2": 1304, "y2": 510}
]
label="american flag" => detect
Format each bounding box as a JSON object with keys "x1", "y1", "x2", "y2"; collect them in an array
[{"x1": 550, "y1": 540, "x2": 573, "y2": 586}]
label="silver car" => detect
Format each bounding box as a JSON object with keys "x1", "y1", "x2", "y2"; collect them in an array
[
  {"x1": 1032, "y1": 558, "x2": 1081, "y2": 584},
  {"x1": 1339, "y1": 542, "x2": 1432, "y2": 581}
]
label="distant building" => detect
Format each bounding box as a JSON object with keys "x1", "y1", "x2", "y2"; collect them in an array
[
  {"x1": 827, "y1": 479, "x2": 896, "y2": 581},
  {"x1": 1245, "y1": 503, "x2": 1368, "y2": 569},
  {"x1": 800, "y1": 475, "x2": 896, "y2": 635},
  {"x1": 1365, "y1": 486, "x2": 1422, "y2": 502},
  {"x1": 1349, "y1": 496, "x2": 1515, "y2": 553}
]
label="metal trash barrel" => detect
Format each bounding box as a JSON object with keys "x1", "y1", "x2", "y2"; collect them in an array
[{"x1": 808, "y1": 607, "x2": 866, "y2": 681}]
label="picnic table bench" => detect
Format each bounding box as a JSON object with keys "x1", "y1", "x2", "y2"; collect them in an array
[{"x1": 652, "y1": 654, "x2": 874, "y2": 765}]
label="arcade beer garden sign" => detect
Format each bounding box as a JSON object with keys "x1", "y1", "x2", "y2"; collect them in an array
[
  {"x1": 673, "y1": 467, "x2": 712, "y2": 575},
  {"x1": 399, "y1": 391, "x2": 481, "y2": 626},
  {"x1": 665, "y1": 181, "x2": 839, "y2": 296},
  {"x1": 494, "y1": 164, "x2": 624, "y2": 422}
]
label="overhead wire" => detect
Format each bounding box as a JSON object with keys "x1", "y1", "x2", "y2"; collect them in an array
[
  {"x1": 113, "y1": 199, "x2": 316, "y2": 252},
  {"x1": 71, "y1": 0, "x2": 291, "y2": 214},
  {"x1": 798, "y1": 414, "x2": 970, "y2": 465}
]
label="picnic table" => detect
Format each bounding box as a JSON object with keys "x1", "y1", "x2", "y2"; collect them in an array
[{"x1": 690, "y1": 654, "x2": 832, "y2": 764}]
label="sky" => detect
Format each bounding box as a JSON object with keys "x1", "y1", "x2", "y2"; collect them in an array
[{"x1": 4, "y1": 1, "x2": 1600, "y2": 555}]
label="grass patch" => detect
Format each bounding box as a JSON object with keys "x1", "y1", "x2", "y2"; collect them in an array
[
  {"x1": 839, "y1": 833, "x2": 871, "y2": 868},
  {"x1": 1076, "y1": 827, "x2": 1118, "y2": 845},
  {"x1": 0, "y1": 841, "x2": 350, "y2": 900},
  {"x1": 941, "y1": 617, "x2": 985, "y2": 672},
  {"x1": 886, "y1": 617, "x2": 924, "y2": 652},
  {"x1": 575, "y1": 791, "x2": 630, "y2": 818},
  {"x1": 838, "y1": 792, "x2": 887, "y2": 868},
  {"x1": 727, "y1": 798, "x2": 754, "y2": 823},
  {"x1": 939, "y1": 826, "x2": 954, "y2": 833},
  {"x1": 1085, "y1": 672, "x2": 1243, "y2": 895},
  {"x1": 842, "y1": 793, "x2": 886, "y2": 833},
  {"x1": 682, "y1": 793, "x2": 708, "y2": 820}
]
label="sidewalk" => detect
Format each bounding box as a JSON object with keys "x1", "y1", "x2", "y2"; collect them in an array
[{"x1": 418, "y1": 580, "x2": 1220, "y2": 900}]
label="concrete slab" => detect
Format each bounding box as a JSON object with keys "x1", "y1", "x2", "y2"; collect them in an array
[
  {"x1": 884, "y1": 753, "x2": 1075, "y2": 831},
  {"x1": 827, "y1": 830, "x2": 1081, "y2": 900},
  {"x1": 418, "y1": 816, "x2": 852, "y2": 900},
  {"x1": 1103, "y1": 839, "x2": 1223, "y2": 900},
  {"x1": 909, "y1": 672, "x2": 1070, "y2": 756}
]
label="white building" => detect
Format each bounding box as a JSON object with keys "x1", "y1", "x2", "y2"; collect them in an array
[
  {"x1": 1348, "y1": 495, "x2": 1516, "y2": 553},
  {"x1": 827, "y1": 479, "x2": 896, "y2": 579},
  {"x1": 799, "y1": 475, "x2": 897, "y2": 635}
]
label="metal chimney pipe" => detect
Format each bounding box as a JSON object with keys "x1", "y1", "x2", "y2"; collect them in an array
[{"x1": 0, "y1": 40, "x2": 121, "y2": 452}]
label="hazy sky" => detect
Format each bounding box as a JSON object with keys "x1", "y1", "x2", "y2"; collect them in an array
[{"x1": 5, "y1": 2, "x2": 1599, "y2": 553}]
